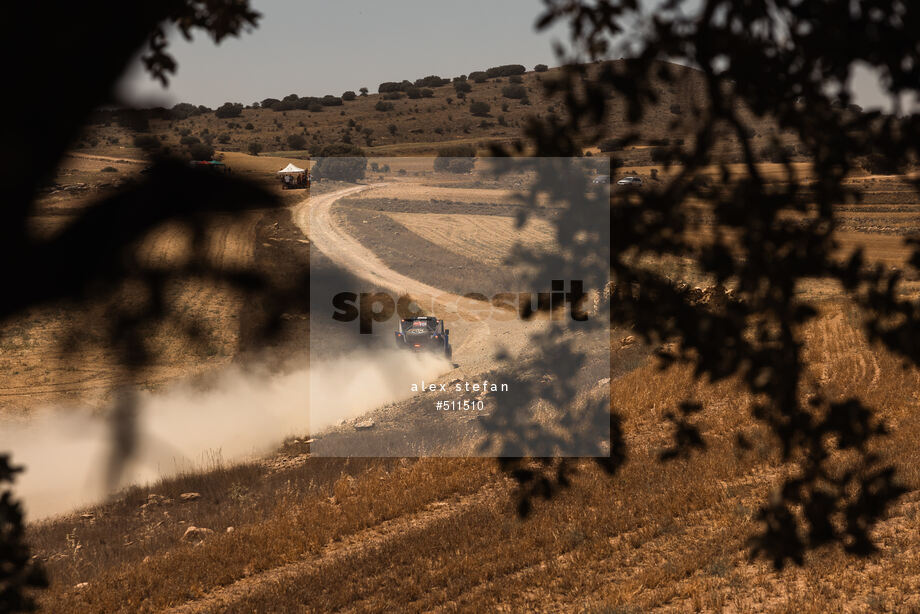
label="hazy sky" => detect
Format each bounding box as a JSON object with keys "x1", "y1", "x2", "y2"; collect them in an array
[
  {"x1": 119, "y1": 0, "x2": 567, "y2": 108},
  {"x1": 119, "y1": 0, "x2": 902, "y2": 111}
]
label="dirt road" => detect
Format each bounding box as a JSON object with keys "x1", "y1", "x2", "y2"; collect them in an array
[{"x1": 292, "y1": 184, "x2": 546, "y2": 375}]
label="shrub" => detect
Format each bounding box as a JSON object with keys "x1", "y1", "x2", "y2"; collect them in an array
[
  {"x1": 375, "y1": 101, "x2": 395, "y2": 112},
  {"x1": 215, "y1": 102, "x2": 243, "y2": 118},
  {"x1": 188, "y1": 142, "x2": 215, "y2": 160},
  {"x1": 179, "y1": 135, "x2": 200, "y2": 145},
  {"x1": 502, "y1": 84, "x2": 527, "y2": 99},
  {"x1": 248, "y1": 142, "x2": 263, "y2": 156},
  {"x1": 245, "y1": 123, "x2": 254, "y2": 130},
  {"x1": 383, "y1": 91, "x2": 403, "y2": 100},
  {"x1": 453, "y1": 80, "x2": 472, "y2": 94},
  {"x1": 100, "y1": 166, "x2": 118, "y2": 172},
  {"x1": 469, "y1": 71, "x2": 488, "y2": 83},
  {"x1": 420, "y1": 88, "x2": 434, "y2": 98},
  {"x1": 414, "y1": 75, "x2": 449, "y2": 88},
  {"x1": 133, "y1": 134, "x2": 160, "y2": 150},
  {"x1": 218, "y1": 133, "x2": 231, "y2": 144},
  {"x1": 469, "y1": 101, "x2": 491, "y2": 116},
  {"x1": 321, "y1": 95, "x2": 343, "y2": 106},
  {"x1": 534, "y1": 64, "x2": 548, "y2": 72},
  {"x1": 447, "y1": 158, "x2": 475, "y2": 174},
  {"x1": 485, "y1": 64, "x2": 526, "y2": 78},
  {"x1": 434, "y1": 144, "x2": 477, "y2": 171},
  {"x1": 342, "y1": 90, "x2": 356, "y2": 101},
  {"x1": 669, "y1": 103, "x2": 682, "y2": 114},
  {"x1": 509, "y1": 75, "x2": 524, "y2": 84},
  {"x1": 359, "y1": 87, "x2": 368, "y2": 96},
  {"x1": 171, "y1": 102, "x2": 202, "y2": 119},
  {"x1": 312, "y1": 144, "x2": 367, "y2": 182},
  {"x1": 287, "y1": 134, "x2": 307, "y2": 150},
  {"x1": 261, "y1": 98, "x2": 281, "y2": 109},
  {"x1": 388, "y1": 124, "x2": 397, "y2": 135},
  {"x1": 406, "y1": 86, "x2": 422, "y2": 99},
  {"x1": 308, "y1": 102, "x2": 323, "y2": 112}
]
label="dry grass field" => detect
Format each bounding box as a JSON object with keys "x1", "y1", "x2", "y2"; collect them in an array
[
  {"x1": 22, "y1": 301, "x2": 920, "y2": 613},
  {"x1": 9, "y1": 71, "x2": 920, "y2": 611}
]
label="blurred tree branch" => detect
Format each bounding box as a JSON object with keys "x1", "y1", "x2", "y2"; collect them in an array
[{"x1": 502, "y1": 0, "x2": 920, "y2": 568}]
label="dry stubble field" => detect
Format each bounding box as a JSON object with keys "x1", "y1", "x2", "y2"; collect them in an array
[{"x1": 8, "y1": 159, "x2": 920, "y2": 612}]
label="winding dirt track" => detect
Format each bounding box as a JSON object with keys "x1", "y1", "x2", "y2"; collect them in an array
[
  {"x1": 293, "y1": 184, "x2": 544, "y2": 372},
  {"x1": 293, "y1": 184, "x2": 461, "y2": 302}
]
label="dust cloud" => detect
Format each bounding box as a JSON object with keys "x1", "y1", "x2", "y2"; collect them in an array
[{"x1": 0, "y1": 349, "x2": 448, "y2": 520}]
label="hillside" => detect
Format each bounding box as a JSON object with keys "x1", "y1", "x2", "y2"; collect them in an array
[{"x1": 76, "y1": 61, "x2": 788, "y2": 165}]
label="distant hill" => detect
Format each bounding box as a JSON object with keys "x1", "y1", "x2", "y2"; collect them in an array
[{"x1": 80, "y1": 61, "x2": 794, "y2": 166}]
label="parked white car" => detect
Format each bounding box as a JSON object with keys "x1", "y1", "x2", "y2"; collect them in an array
[{"x1": 616, "y1": 176, "x2": 643, "y2": 187}]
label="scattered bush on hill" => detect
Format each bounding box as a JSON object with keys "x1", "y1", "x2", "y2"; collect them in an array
[
  {"x1": 502, "y1": 84, "x2": 527, "y2": 99},
  {"x1": 287, "y1": 134, "x2": 307, "y2": 150},
  {"x1": 470, "y1": 101, "x2": 491, "y2": 116}
]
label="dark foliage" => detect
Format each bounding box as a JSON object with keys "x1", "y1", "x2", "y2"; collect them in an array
[
  {"x1": 187, "y1": 142, "x2": 214, "y2": 160},
  {"x1": 215, "y1": 102, "x2": 243, "y2": 118},
  {"x1": 485, "y1": 64, "x2": 526, "y2": 78},
  {"x1": 534, "y1": 63, "x2": 549, "y2": 72},
  {"x1": 342, "y1": 90, "x2": 356, "y2": 101},
  {"x1": 414, "y1": 75, "x2": 450, "y2": 88},
  {"x1": 488, "y1": 0, "x2": 920, "y2": 570},
  {"x1": 286, "y1": 133, "x2": 307, "y2": 150},
  {"x1": 0, "y1": 3, "x2": 299, "y2": 606},
  {"x1": 501, "y1": 84, "x2": 527, "y2": 99},
  {"x1": 0, "y1": 456, "x2": 46, "y2": 612},
  {"x1": 469, "y1": 101, "x2": 491, "y2": 116}
]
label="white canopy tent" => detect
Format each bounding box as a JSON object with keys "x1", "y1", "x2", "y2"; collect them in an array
[{"x1": 277, "y1": 163, "x2": 305, "y2": 174}]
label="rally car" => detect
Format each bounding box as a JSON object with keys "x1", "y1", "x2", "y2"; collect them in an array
[{"x1": 395, "y1": 316, "x2": 452, "y2": 359}]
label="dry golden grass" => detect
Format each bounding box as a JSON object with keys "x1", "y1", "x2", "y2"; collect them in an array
[
  {"x1": 383, "y1": 212, "x2": 555, "y2": 267},
  {"x1": 22, "y1": 301, "x2": 920, "y2": 613},
  {"x1": 13, "y1": 151, "x2": 920, "y2": 610}
]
